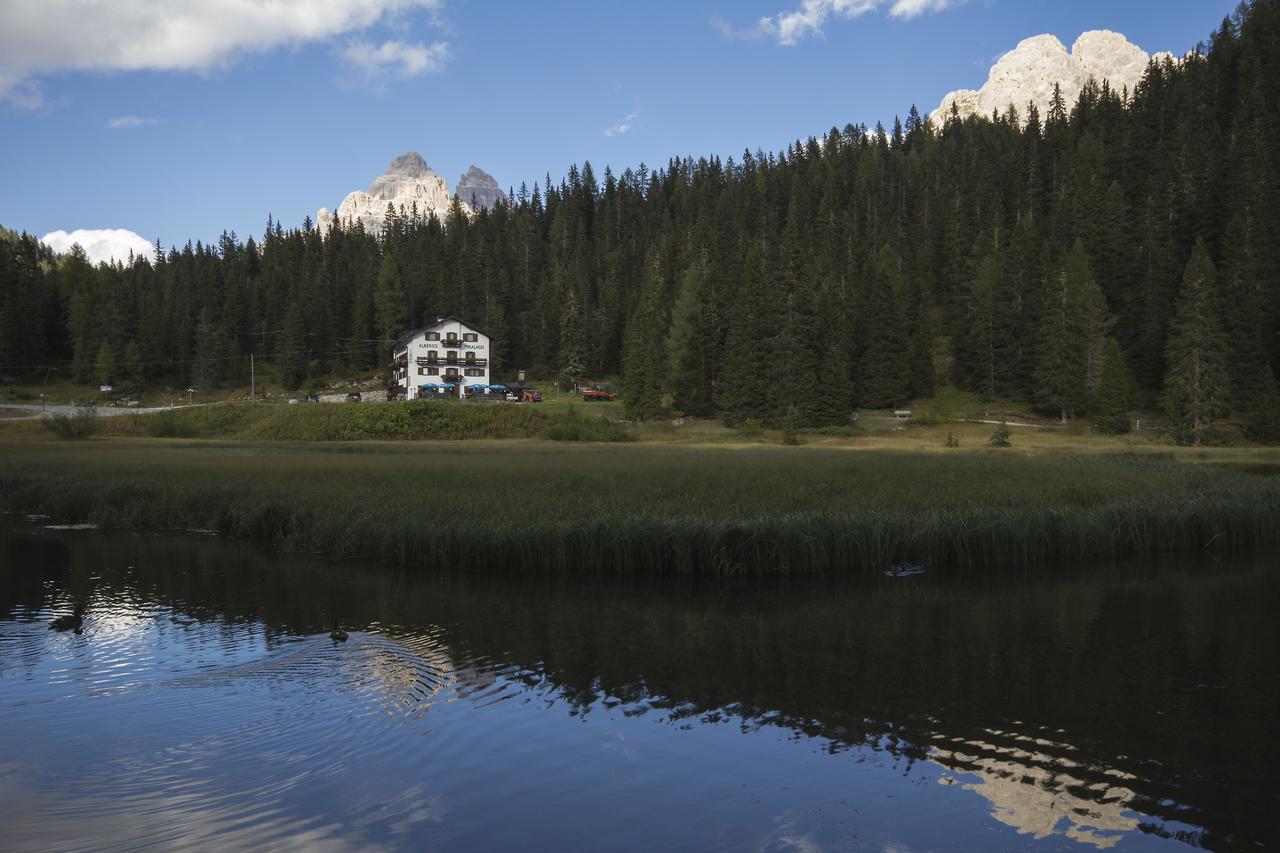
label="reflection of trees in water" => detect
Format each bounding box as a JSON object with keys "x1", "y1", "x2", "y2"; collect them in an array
[{"x1": 2, "y1": 525, "x2": 1275, "y2": 849}]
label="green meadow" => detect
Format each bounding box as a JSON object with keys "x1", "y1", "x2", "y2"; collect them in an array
[{"x1": 2, "y1": 436, "x2": 1278, "y2": 575}]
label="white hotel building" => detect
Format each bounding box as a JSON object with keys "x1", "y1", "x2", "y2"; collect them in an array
[{"x1": 391, "y1": 317, "x2": 490, "y2": 398}]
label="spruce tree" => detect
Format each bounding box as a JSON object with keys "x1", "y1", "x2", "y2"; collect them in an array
[
  {"x1": 1092, "y1": 338, "x2": 1133, "y2": 433},
  {"x1": 621, "y1": 251, "x2": 666, "y2": 420},
  {"x1": 1031, "y1": 241, "x2": 1112, "y2": 421},
  {"x1": 1162, "y1": 240, "x2": 1230, "y2": 446},
  {"x1": 123, "y1": 340, "x2": 144, "y2": 389},
  {"x1": 857, "y1": 246, "x2": 911, "y2": 408},
  {"x1": 558, "y1": 289, "x2": 586, "y2": 388},
  {"x1": 375, "y1": 253, "x2": 407, "y2": 347},
  {"x1": 95, "y1": 340, "x2": 116, "y2": 387},
  {"x1": 190, "y1": 307, "x2": 224, "y2": 391},
  {"x1": 963, "y1": 253, "x2": 1001, "y2": 398}
]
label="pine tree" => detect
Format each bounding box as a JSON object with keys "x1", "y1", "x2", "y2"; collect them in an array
[
  {"x1": 963, "y1": 253, "x2": 1001, "y2": 398},
  {"x1": 1162, "y1": 240, "x2": 1230, "y2": 446},
  {"x1": 908, "y1": 301, "x2": 936, "y2": 400},
  {"x1": 621, "y1": 251, "x2": 666, "y2": 420},
  {"x1": 280, "y1": 301, "x2": 308, "y2": 390},
  {"x1": 857, "y1": 246, "x2": 911, "y2": 408},
  {"x1": 374, "y1": 253, "x2": 408, "y2": 347},
  {"x1": 1031, "y1": 241, "x2": 1112, "y2": 421},
  {"x1": 1092, "y1": 338, "x2": 1133, "y2": 433},
  {"x1": 190, "y1": 307, "x2": 224, "y2": 391},
  {"x1": 558, "y1": 289, "x2": 586, "y2": 388},
  {"x1": 95, "y1": 339, "x2": 117, "y2": 387},
  {"x1": 1243, "y1": 368, "x2": 1280, "y2": 445},
  {"x1": 123, "y1": 340, "x2": 144, "y2": 389}
]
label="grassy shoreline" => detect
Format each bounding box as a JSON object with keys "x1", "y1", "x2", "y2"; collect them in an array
[{"x1": 3, "y1": 439, "x2": 1279, "y2": 575}]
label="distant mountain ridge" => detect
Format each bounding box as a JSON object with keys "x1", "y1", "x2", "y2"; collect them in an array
[{"x1": 318, "y1": 153, "x2": 505, "y2": 236}]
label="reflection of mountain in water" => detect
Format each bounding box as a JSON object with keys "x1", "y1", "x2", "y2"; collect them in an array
[
  {"x1": 930, "y1": 728, "x2": 1143, "y2": 848},
  {"x1": 2, "y1": 525, "x2": 1275, "y2": 849}
]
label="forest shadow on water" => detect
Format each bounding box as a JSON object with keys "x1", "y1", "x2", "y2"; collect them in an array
[{"x1": 0, "y1": 520, "x2": 1277, "y2": 851}]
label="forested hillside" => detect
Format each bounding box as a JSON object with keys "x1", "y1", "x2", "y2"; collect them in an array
[{"x1": 3, "y1": 1, "x2": 1278, "y2": 442}]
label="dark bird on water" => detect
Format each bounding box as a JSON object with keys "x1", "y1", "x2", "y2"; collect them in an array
[
  {"x1": 49, "y1": 607, "x2": 84, "y2": 632},
  {"x1": 330, "y1": 620, "x2": 348, "y2": 642}
]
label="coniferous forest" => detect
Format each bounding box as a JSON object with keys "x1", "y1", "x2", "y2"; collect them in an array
[{"x1": 2, "y1": 1, "x2": 1279, "y2": 442}]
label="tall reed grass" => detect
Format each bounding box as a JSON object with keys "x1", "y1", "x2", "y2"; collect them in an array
[
  {"x1": 101, "y1": 401, "x2": 636, "y2": 442},
  {"x1": 3, "y1": 441, "x2": 1278, "y2": 575}
]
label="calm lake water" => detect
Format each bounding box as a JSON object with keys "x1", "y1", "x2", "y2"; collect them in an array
[{"x1": 1, "y1": 522, "x2": 1276, "y2": 852}]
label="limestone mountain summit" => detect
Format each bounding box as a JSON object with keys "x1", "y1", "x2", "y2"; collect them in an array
[
  {"x1": 930, "y1": 30, "x2": 1173, "y2": 127},
  {"x1": 318, "y1": 153, "x2": 503, "y2": 236},
  {"x1": 456, "y1": 166, "x2": 508, "y2": 212}
]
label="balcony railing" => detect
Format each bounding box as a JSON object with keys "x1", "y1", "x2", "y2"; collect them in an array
[{"x1": 418, "y1": 357, "x2": 487, "y2": 367}]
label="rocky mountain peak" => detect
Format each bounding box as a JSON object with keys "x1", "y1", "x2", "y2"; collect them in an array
[
  {"x1": 385, "y1": 152, "x2": 435, "y2": 180},
  {"x1": 930, "y1": 29, "x2": 1168, "y2": 127},
  {"x1": 456, "y1": 165, "x2": 508, "y2": 212},
  {"x1": 318, "y1": 151, "x2": 467, "y2": 237}
]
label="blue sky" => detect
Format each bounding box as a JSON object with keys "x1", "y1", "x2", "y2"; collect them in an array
[{"x1": 0, "y1": 0, "x2": 1239, "y2": 254}]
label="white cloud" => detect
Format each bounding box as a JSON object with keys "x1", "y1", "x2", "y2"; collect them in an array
[
  {"x1": 0, "y1": 0, "x2": 444, "y2": 107},
  {"x1": 604, "y1": 111, "x2": 640, "y2": 138},
  {"x1": 338, "y1": 39, "x2": 450, "y2": 83},
  {"x1": 748, "y1": 0, "x2": 956, "y2": 45},
  {"x1": 41, "y1": 229, "x2": 155, "y2": 265},
  {"x1": 887, "y1": 0, "x2": 954, "y2": 18},
  {"x1": 106, "y1": 115, "x2": 158, "y2": 129}
]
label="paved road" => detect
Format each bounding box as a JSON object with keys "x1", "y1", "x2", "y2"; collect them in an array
[{"x1": 0, "y1": 403, "x2": 208, "y2": 421}]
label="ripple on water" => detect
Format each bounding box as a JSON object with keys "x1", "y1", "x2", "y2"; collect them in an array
[
  {"x1": 3, "y1": 528, "x2": 1266, "y2": 851},
  {"x1": 0, "y1": 609, "x2": 484, "y2": 851}
]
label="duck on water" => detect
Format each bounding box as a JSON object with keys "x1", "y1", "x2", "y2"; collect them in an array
[
  {"x1": 330, "y1": 620, "x2": 348, "y2": 642},
  {"x1": 49, "y1": 607, "x2": 84, "y2": 633}
]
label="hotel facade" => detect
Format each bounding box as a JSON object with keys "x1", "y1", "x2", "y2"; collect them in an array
[{"x1": 391, "y1": 317, "x2": 490, "y2": 398}]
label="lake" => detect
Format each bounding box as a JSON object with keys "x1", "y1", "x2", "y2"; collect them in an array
[{"x1": 1, "y1": 521, "x2": 1276, "y2": 851}]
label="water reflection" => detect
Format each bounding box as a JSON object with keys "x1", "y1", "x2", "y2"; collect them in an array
[
  {"x1": 1, "y1": 523, "x2": 1275, "y2": 851},
  {"x1": 931, "y1": 730, "x2": 1143, "y2": 848}
]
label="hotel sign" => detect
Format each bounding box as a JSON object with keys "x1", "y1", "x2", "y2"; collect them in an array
[{"x1": 417, "y1": 342, "x2": 484, "y2": 351}]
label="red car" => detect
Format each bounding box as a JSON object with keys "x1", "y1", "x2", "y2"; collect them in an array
[{"x1": 581, "y1": 389, "x2": 617, "y2": 402}]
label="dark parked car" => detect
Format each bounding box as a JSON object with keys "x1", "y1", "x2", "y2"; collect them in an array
[
  {"x1": 346, "y1": 391, "x2": 362, "y2": 402},
  {"x1": 306, "y1": 393, "x2": 320, "y2": 403}
]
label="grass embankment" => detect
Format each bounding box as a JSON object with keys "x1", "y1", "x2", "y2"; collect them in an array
[{"x1": 2, "y1": 440, "x2": 1278, "y2": 575}]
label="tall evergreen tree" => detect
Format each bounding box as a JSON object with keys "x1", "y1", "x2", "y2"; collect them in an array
[
  {"x1": 95, "y1": 339, "x2": 117, "y2": 387},
  {"x1": 621, "y1": 250, "x2": 667, "y2": 420},
  {"x1": 374, "y1": 253, "x2": 407, "y2": 347},
  {"x1": 857, "y1": 246, "x2": 911, "y2": 408},
  {"x1": 1162, "y1": 240, "x2": 1230, "y2": 446},
  {"x1": 1031, "y1": 241, "x2": 1112, "y2": 421},
  {"x1": 558, "y1": 289, "x2": 586, "y2": 387}
]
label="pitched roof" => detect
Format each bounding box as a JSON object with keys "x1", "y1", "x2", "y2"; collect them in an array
[
  {"x1": 425, "y1": 316, "x2": 487, "y2": 336},
  {"x1": 391, "y1": 317, "x2": 489, "y2": 353}
]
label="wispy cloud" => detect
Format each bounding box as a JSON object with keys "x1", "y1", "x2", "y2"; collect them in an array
[
  {"x1": 338, "y1": 39, "x2": 450, "y2": 85},
  {"x1": 105, "y1": 115, "x2": 158, "y2": 129},
  {"x1": 725, "y1": 0, "x2": 957, "y2": 46},
  {"x1": 710, "y1": 12, "x2": 764, "y2": 42},
  {"x1": 0, "y1": 0, "x2": 445, "y2": 108},
  {"x1": 604, "y1": 110, "x2": 639, "y2": 138},
  {"x1": 887, "y1": 0, "x2": 956, "y2": 18}
]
